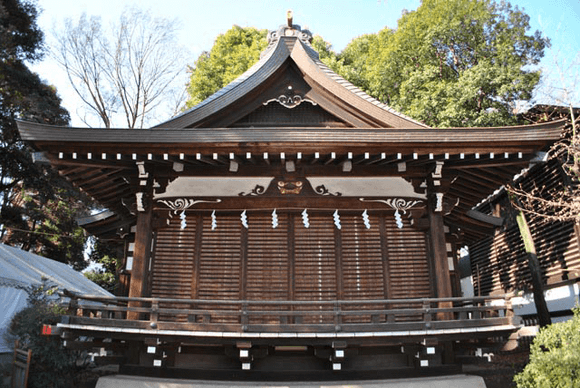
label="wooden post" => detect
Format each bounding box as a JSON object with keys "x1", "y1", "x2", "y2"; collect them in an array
[
  {"x1": 128, "y1": 204, "x2": 153, "y2": 320},
  {"x1": 516, "y1": 211, "x2": 551, "y2": 327},
  {"x1": 12, "y1": 340, "x2": 32, "y2": 388},
  {"x1": 428, "y1": 192, "x2": 453, "y2": 320},
  {"x1": 428, "y1": 209, "x2": 453, "y2": 298},
  {"x1": 288, "y1": 214, "x2": 295, "y2": 323}
]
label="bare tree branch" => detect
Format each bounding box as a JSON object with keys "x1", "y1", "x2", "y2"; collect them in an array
[
  {"x1": 509, "y1": 113, "x2": 580, "y2": 223},
  {"x1": 52, "y1": 8, "x2": 188, "y2": 128}
]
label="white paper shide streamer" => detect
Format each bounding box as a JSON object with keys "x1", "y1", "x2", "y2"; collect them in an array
[
  {"x1": 272, "y1": 209, "x2": 278, "y2": 228},
  {"x1": 241, "y1": 210, "x2": 248, "y2": 229},
  {"x1": 302, "y1": 209, "x2": 310, "y2": 228},
  {"x1": 180, "y1": 210, "x2": 186, "y2": 230},
  {"x1": 394, "y1": 210, "x2": 403, "y2": 229},
  {"x1": 362, "y1": 209, "x2": 370, "y2": 229},
  {"x1": 333, "y1": 209, "x2": 341, "y2": 229}
]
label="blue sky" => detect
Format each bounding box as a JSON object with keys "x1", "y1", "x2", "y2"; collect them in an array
[{"x1": 31, "y1": 0, "x2": 580, "y2": 126}]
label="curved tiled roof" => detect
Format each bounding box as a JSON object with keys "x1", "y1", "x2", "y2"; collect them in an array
[{"x1": 156, "y1": 24, "x2": 428, "y2": 129}]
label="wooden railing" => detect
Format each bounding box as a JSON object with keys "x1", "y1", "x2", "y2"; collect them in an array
[{"x1": 60, "y1": 291, "x2": 519, "y2": 334}]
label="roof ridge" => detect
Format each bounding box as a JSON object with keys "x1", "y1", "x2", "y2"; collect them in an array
[
  {"x1": 297, "y1": 39, "x2": 428, "y2": 128},
  {"x1": 157, "y1": 23, "x2": 429, "y2": 129}
]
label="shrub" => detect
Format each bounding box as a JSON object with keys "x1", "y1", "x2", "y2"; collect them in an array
[
  {"x1": 7, "y1": 282, "x2": 83, "y2": 388},
  {"x1": 514, "y1": 307, "x2": 580, "y2": 388}
]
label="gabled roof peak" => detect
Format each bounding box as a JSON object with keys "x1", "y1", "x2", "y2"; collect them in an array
[
  {"x1": 157, "y1": 16, "x2": 429, "y2": 129},
  {"x1": 262, "y1": 16, "x2": 313, "y2": 59}
]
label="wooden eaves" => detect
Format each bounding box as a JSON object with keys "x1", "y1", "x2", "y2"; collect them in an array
[{"x1": 17, "y1": 119, "x2": 564, "y2": 240}]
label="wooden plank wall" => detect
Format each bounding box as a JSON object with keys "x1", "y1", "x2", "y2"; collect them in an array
[
  {"x1": 246, "y1": 213, "x2": 290, "y2": 324},
  {"x1": 469, "y1": 159, "x2": 580, "y2": 296},
  {"x1": 150, "y1": 214, "x2": 197, "y2": 321},
  {"x1": 150, "y1": 210, "x2": 432, "y2": 324}
]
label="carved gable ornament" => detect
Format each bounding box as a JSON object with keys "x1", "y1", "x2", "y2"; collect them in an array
[{"x1": 263, "y1": 88, "x2": 317, "y2": 109}]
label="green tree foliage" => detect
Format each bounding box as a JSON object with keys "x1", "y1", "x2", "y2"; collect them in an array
[
  {"x1": 339, "y1": 0, "x2": 548, "y2": 127},
  {"x1": 185, "y1": 26, "x2": 268, "y2": 108},
  {"x1": 84, "y1": 238, "x2": 121, "y2": 292},
  {"x1": 8, "y1": 187, "x2": 90, "y2": 270},
  {"x1": 186, "y1": 2, "x2": 545, "y2": 128},
  {"x1": 0, "y1": 0, "x2": 92, "y2": 269},
  {"x1": 338, "y1": 32, "x2": 380, "y2": 94},
  {"x1": 514, "y1": 307, "x2": 580, "y2": 387}
]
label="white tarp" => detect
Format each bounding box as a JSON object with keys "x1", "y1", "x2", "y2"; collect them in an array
[{"x1": 0, "y1": 243, "x2": 112, "y2": 353}]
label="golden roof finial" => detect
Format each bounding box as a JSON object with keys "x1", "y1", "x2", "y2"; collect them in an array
[{"x1": 287, "y1": 10, "x2": 293, "y2": 28}]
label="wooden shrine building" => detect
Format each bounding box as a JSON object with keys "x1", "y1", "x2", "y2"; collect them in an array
[{"x1": 18, "y1": 20, "x2": 564, "y2": 378}]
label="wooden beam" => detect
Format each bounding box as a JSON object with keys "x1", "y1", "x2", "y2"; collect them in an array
[
  {"x1": 191, "y1": 214, "x2": 203, "y2": 300},
  {"x1": 466, "y1": 210, "x2": 504, "y2": 227},
  {"x1": 287, "y1": 214, "x2": 295, "y2": 302},
  {"x1": 149, "y1": 164, "x2": 427, "y2": 178},
  {"x1": 515, "y1": 211, "x2": 551, "y2": 327}
]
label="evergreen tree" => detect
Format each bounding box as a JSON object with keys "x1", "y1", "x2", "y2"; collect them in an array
[
  {"x1": 1, "y1": 0, "x2": 90, "y2": 269},
  {"x1": 185, "y1": 26, "x2": 268, "y2": 108},
  {"x1": 185, "y1": 2, "x2": 546, "y2": 129},
  {"x1": 339, "y1": 0, "x2": 548, "y2": 127}
]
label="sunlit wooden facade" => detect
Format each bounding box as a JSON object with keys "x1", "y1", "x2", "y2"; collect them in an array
[{"x1": 18, "y1": 21, "x2": 564, "y2": 377}]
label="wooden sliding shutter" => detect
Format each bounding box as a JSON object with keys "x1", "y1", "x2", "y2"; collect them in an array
[
  {"x1": 197, "y1": 214, "x2": 242, "y2": 300},
  {"x1": 246, "y1": 213, "x2": 290, "y2": 324},
  {"x1": 196, "y1": 214, "x2": 242, "y2": 323},
  {"x1": 341, "y1": 213, "x2": 385, "y2": 300},
  {"x1": 384, "y1": 214, "x2": 431, "y2": 321},
  {"x1": 151, "y1": 213, "x2": 196, "y2": 321},
  {"x1": 150, "y1": 209, "x2": 432, "y2": 324},
  {"x1": 294, "y1": 213, "x2": 337, "y2": 323},
  {"x1": 341, "y1": 213, "x2": 385, "y2": 323}
]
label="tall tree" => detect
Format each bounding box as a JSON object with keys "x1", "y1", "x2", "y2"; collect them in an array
[
  {"x1": 186, "y1": 2, "x2": 546, "y2": 129},
  {"x1": 339, "y1": 0, "x2": 548, "y2": 127},
  {"x1": 185, "y1": 26, "x2": 268, "y2": 108},
  {"x1": 53, "y1": 8, "x2": 188, "y2": 128},
  {"x1": 1, "y1": 0, "x2": 91, "y2": 269}
]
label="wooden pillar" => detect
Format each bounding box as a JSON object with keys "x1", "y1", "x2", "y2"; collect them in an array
[
  {"x1": 128, "y1": 191, "x2": 154, "y2": 320},
  {"x1": 427, "y1": 168, "x2": 453, "y2": 320},
  {"x1": 516, "y1": 211, "x2": 551, "y2": 327},
  {"x1": 428, "y1": 198, "x2": 453, "y2": 300},
  {"x1": 334, "y1": 223, "x2": 344, "y2": 300},
  {"x1": 240, "y1": 224, "x2": 248, "y2": 300},
  {"x1": 190, "y1": 214, "x2": 203, "y2": 300},
  {"x1": 287, "y1": 213, "x2": 295, "y2": 301},
  {"x1": 379, "y1": 214, "x2": 392, "y2": 299}
]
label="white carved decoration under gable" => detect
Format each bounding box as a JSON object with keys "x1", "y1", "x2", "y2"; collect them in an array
[
  {"x1": 156, "y1": 177, "x2": 426, "y2": 199},
  {"x1": 156, "y1": 177, "x2": 275, "y2": 199},
  {"x1": 306, "y1": 177, "x2": 426, "y2": 199}
]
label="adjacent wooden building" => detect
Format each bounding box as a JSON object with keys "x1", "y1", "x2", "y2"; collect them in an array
[{"x1": 18, "y1": 21, "x2": 564, "y2": 377}]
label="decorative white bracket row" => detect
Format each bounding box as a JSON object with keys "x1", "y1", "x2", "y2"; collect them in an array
[
  {"x1": 359, "y1": 198, "x2": 424, "y2": 228},
  {"x1": 158, "y1": 198, "x2": 222, "y2": 230},
  {"x1": 157, "y1": 197, "x2": 425, "y2": 231}
]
